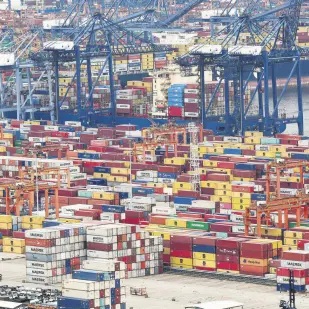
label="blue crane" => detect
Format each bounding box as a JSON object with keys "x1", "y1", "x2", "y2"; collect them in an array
[
  {"x1": 31, "y1": 10, "x2": 173, "y2": 126},
  {"x1": 179, "y1": 0, "x2": 307, "y2": 136}
]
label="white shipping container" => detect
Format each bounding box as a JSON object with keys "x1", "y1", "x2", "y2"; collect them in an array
[
  {"x1": 69, "y1": 173, "x2": 87, "y2": 181},
  {"x1": 280, "y1": 188, "x2": 299, "y2": 195},
  {"x1": 65, "y1": 121, "x2": 82, "y2": 126},
  {"x1": 87, "y1": 250, "x2": 116, "y2": 259},
  {"x1": 87, "y1": 234, "x2": 116, "y2": 244},
  {"x1": 62, "y1": 289, "x2": 95, "y2": 299},
  {"x1": 26, "y1": 268, "x2": 54, "y2": 277},
  {"x1": 184, "y1": 98, "x2": 199, "y2": 103},
  {"x1": 62, "y1": 279, "x2": 99, "y2": 291},
  {"x1": 25, "y1": 229, "x2": 57, "y2": 239},
  {"x1": 184, "y1": 112, "x2": 199, "y2": 117},
  {"x1": 223, "y1": 136, "x2": 243, "y2": 143},
  {"x1": 125, "y1": 131, "x2": 142, "y2": 137},
  {"x1": 44, "y1": 125, "x2": 59, "y2": 131},
  {"x1": 116, "y1": 104, "x2": 131, "y2": 109},
  {"x1": 191, "y1": 200, "x2": 216, "y2": 209},
  {"x1": 277, "y1": 276, "x2": 305, "y2": 285},
  {"x1": 83, "y1": 259, "x2": 125, "y2": 271},
  {"x1": 26, "y1": 261, "x2": 56, "y2": 270},
  {"x1": 255, "y1": 145, "x2": 271, "y2": 151},
  {"x1": 230, "y1": 214, "x2": 244, "y2": 223},
  {"x1": 26, "y1": 275, "x2": 56, "y2": 285},
  {"x1": 184, "y1": 89, "x2": 199, "y2": 94},
  {"x1": 157, "y1": 178, "x2": 175, "y2": 184},
  {"x1": 280, "y1": 260, "x2": 309, "y2": 269},
  {"x1": 152, "y1": 206, "x2": 176, "y2": 215}
]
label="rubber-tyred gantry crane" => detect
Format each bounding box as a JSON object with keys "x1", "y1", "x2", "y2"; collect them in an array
[{"x1": 244, "y1": 160, "x2": 309, "y2": 237}]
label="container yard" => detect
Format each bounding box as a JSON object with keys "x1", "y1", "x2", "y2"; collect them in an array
[{"x1": 1, "y1": 0, "x2": 309, "y2": 309}]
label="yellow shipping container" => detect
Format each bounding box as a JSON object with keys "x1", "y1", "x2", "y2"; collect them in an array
[
  {"x1": 170, "y1": 257, "x2": 193, "y2": 266},
  {"x1": 93, "y1": 172, "x2": 110, "y2": 178},
  {"x1": 198, "y1": 146, "x2": 208, "y2": 153},
  {"x1": 232, "y1": 197, "x2": 251, "y2": 204},
  {"x1": 280, "y1": 152, "x2": 292, "y2": 159},
  {"x1": 22, "y1": 216, "x2": 45, "y2": 224},
  {"x1": 164, "y1": 157, "x2": 187, "y2": 165},
  {"x1": 232, "y1": 192, "x2": 251, "y2": 198},
  {"x1": 206, "y1": 147, "x2": 224, "y2": 154},
  {"x1": 164, "y1": 248, "x2": 170, "y2": 255},
  {"x1": 3, "y1": 238, "x2": 25, "y2": 247},
  {"x1": 193, "y1": 259, "x2": 216, "y2": 268},
  {"x1": 203, "y1": 160, "x2": 218, "y2": 167},
  {"x1": 0, "y1": 223, "x2": 12, "y2": 229},
  {"x1": 284, "y1": 238, "x2": 298, "y2": 246},
  {"x1": 282, "y1": 245, "x2": 297, "y2": 251},
  {"x1": 211, "y1": 196, "x2": 232, "y2": 203},
  {"x1": 193, "y1": 252, "x2": 216, "y2": 261},
  {"x1": 200, "y1": 181, "x2": 218, "y2": 189},
  {"x1": 107, "y1": 175, "x2": 128, "y2": 182},
  {"x1": 215, "y1": 190, "x2": 232, "y2": 197},
  {"x1": 111, "y1": 168, "x2": 130, "y2": 175},
  {"x1": 287, "y1": 177, "x2": 300, "y2": 183},
  {"x1": 240, "y1": 257, "x2": 270, "y2": 267},
  {"x1": 284, "y1": 231, "x2": 303, "y2": 239},
  {"x1": 245, "y1": 131, "x2": 263, "y2": 137},
  {"x1": 244, "y1": 137, "x2": 261, "y2": 144},
  {"x1": 58, "y1": 218, "x2": 81, "y2": 223},
  {"x1": 0, "y1": 215, "x2": 12, "y2": 223},
  {"x1": 260, "y1": 227, "x2": 282, "y2": 237},
  {"x1": 232, "y1": 204, "x2": 250, "y2": 211},
  {"x1": 92, "y1": 192, "x2": 115, "y2": 200},
  {"x1": 21, "y1": 223, "x2": 42, "y2": 230},
  {"x1": 165, "y1": 218, "x2": 187, "y2": 228},
  {"x1": 3, "y1": 246, "x2": 25, "y2": 254},
  {"x1": 173, "y1": 182, "x2": 193, "y2": 190},
  {"x1": 217, "y1": 182, "x2": 232, "y2": 190},
  {"x1": 269, "y1": 145, "x2": 288, "y2": 153},
  {"x1": 255, "y1": 151, "x2": 276, "y2": 158},
  {"x1": 170, "y1": 263, "x2": 192, "y2": 269},
  {"x1": 270, "y1": 267, "x2": 277, "y2": 274},
  {"x1": 150, "y1": 231, "x2": 170, "y2": 240}
]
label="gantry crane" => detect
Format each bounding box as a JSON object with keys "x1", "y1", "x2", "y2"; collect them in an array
[
  {"x1": 244, "y1": 160, "x2": 309, "y2": 237},
  {"x1": 179, "y1": 0, "x2": 308, "y2": 136}
]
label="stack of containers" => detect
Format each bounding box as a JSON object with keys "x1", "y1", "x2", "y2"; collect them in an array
[
  {"x1": 59, "y1": 260, "x2": 126, "y2": 309},
  {"x1": 86, "y1": 223, "x2": 164, "y2": 278},
  {"x1": 277, "y1": 250, "x2": 309, "y2": 292},
  {"x1": 0, "y1": 215, "x2": 20, "y2": 237},
  {"x1": 21, "y1": 216, "x2": 45, "y2": 230},
  {"x1": 141, "y1": 53, "x2": 154, "y2": 70},
  {"x1": 192, "y1": 236, "x2": 217, "y2": 271},
  {"x1": 25, "y1": 225, "x2": 87, "y2": 284},
  {"x1": 128, "y1": 54, "x2": 141, "y2": 72},
  {"x1": 284, "y1": 229, "x2": 309, "y2": 251},
  {"x1": 154, "y1": 52, "x2": 167, "y2": 69},
  {"x1": 184, "y1": 84, "x2": 200, "y2": 119},
  {"x1": 114, "y1": 56, "x2": 128, "y2": 74},
  {"x1": 216, "y1": 238, "x2": 248, "y2": 274},
  {"x1": 170, "y1": 234, "x2": 193, "y2": 269},
  {"x1": 239, "y1": 240, "x2": 272, "y2": 276},
  {"x1": 3, "y1": 237, "x2": 25, "y2": 254},
  {"x1": 168, "y1": 84, "x2": 186, "y2": 118}
]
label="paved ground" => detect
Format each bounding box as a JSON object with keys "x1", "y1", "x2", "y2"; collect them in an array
[{"x1": 0, "y1": 254, "x2": 308, "y2": 309}]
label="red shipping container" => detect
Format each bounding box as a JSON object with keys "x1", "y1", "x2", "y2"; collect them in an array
[
  {"x1": 194, "y1": 266, "x2": 216, "y2": 271},
  {"x1": 282, "y1": 250, "x2": 309, "y2": 261},
  {"x1": 297, "y1": 240, "x2": 309, "y2": 250},
  {"x1": 217, "y1": 237, "x2": 247, "y2": 249},
  {"x1": 25, "y1": 238, "x2": 55, "y2": 247},
  {"x1": 277, "y1": 267, "x2": 309, "y2": 278},
  {"x1": 217, "y1": 162, "x2": 235, "y2": 169},
  {"x1": 87, "y1": 243, "x2": 113, "y2": 251},
  {"x1": 216, "y1": 261, "x2": 240, "y2": 271},
  {"x1": 240, "y1": 265, "x2": 268, "y2": 276},
  {"x1": 170, "y1": 249, "x2": 193, "y2": 259},
  {"x1": 170, "y1": 242, "x2": 192, "y2": 251},
  {"x1": 177, "y1": 190, "x2": 200, "y2": 198},
  {"x1": 206, "y1": 174, "x2": 230, "y2": 182},
  {"x1": 184, "y1": 103, "x2": 199, "y2": 112},
  {"x1": 13, "y1": 231, "x2": 25, "y2": 239},
  {"x1": 216, "y1": 254, "x2": 239, "y2": 264},
  {"x1": 168, "y1": 106, "x2": 183, "y2": 117}
]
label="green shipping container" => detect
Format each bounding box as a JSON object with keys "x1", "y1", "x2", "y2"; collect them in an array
[
  {"x1": 77, "y1": 190, "x2": 93, "y2": 198},
  {"x1": 14, "y1": 140, "x2": 22, "y2": 147},
  {"x1": 186, "y1": 221, "x2": 209, "y2": 231},
  {"x1": 16, "y1": 149, "x2": 24, "y2": 155}
]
